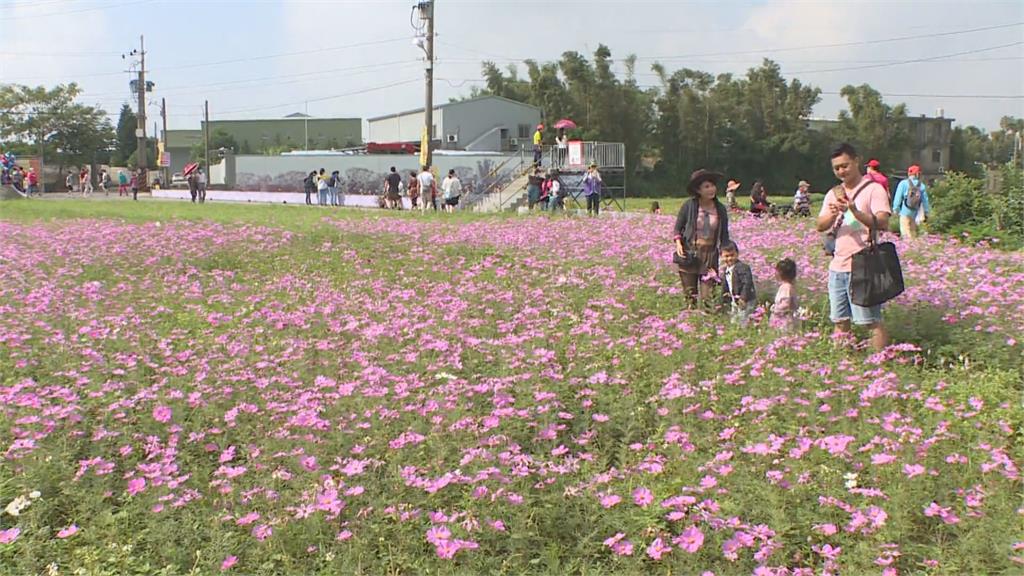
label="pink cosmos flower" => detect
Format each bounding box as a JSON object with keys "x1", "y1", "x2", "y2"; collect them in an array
[
  {"x1": 152, "y1": 405, "x2": 172, "y2": 423},
  {"x1": 632, "y1": 487, "x2": 654, "y2": 507},
  {"x1": 336, "y1": 530, "x2": 353, "y2": 541},
  {"x1": 673, "y1": 526, "x2": 704, "y2": 553},
  {"x1": 646, "y1": 536, "x2": 672, "y2": 560},
  {"x1": 126, "y1": 477, "x2": 146, "y2": 496},
  {"x1": 220, "y1": 556, "x2": 237, "y2": 571},
  {"x1": 252, "y1": 524, "x2": 272, "y2": 541},
  {"x1": 903, "y1": 464, "x2": 925, "y2": 478},
  {"x1": 57, "y1": 524, "x2": 79, "y2": 538},
  {"x1": 0, "y1": 527, "x2": 20, "y2": 544},
  {"x1": 813, "y1": 523, "x2": 838, "y2": 536},
  {"x1": 599, "y1": 493, "x2": 622, "y2": 509}
]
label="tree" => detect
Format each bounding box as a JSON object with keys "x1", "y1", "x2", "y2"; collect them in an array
[
  {"x1": 833, "y1": 84, "x2": 910, "y2": 165},
  {"x1": 190, "y1": 130, "x2": 239, "y2": 163},
  {"x1": 112, "y1": 103, "x2": 138, "y2": 166},
  {"x1": 0, "y1": 83, "x2": 114, "y2": 172}
]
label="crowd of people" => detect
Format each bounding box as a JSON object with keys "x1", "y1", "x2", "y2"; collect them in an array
[
  {"x1": 673, "y1": 142, "x2": 929, "y2": 351},
  {"x1": 1, "y1": 164, "x2": 38, "y2": 196}
]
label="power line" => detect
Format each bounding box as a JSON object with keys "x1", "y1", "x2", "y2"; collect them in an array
[
  {"x1": 789, "y1": 41, "x2": 1024, "y2": 75},
  {"x1": 0, "y1": 0, "x2": 153, "y2": 20},
  {"x1": 171, "y1": 78, "x2": 422, "y2": 118},
  {"x1": 635, "y1": 21, "x2": 1024, "y2": 61},
  {"x1": 6, "y1": 37, "x2": 412, "y2": 82},
  {"x1": 437, "y1": 22, "x2": 1024, "y2": 65},
  {"x1": 84, "y1": 59, "x2": 422, "y2": 100}
]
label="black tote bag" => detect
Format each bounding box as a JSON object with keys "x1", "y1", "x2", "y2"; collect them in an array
[{"x1": 850, "y1": 217, "x2": 904, "y2": 307}]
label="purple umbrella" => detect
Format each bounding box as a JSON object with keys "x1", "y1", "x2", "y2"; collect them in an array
[{"x1": 553, "y1": 119, "x2": 577, "y2": 130}]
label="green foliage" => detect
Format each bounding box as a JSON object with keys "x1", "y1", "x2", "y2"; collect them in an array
[
  {"x1": 190, "y1": 130, "x2": 239, "y2": 163},
  {"x1": 0, "y1": 83, "x2": 115, "y2": 169},
  {"x1": 928, "y1": 165, "x2": 1024, "y2": 249},
  {"x1": 112, "y1": 104, "x2": 139, "y2": 166},
  {"x1": 830, "y1": 84, "x2": 910, "y2": 164}
]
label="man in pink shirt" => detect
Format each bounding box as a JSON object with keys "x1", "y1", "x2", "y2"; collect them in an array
[{"x1": 817, "y1": 143, "x2": 892, "y2": 351}]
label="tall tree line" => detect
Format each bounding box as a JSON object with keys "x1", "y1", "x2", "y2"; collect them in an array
[{"x1": 467, "y1": 45, "x2": 1019, "y2": 194}]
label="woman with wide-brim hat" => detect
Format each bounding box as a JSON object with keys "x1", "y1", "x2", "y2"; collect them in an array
[{"x1": 673, "y1": 169, "x2": 731, "y2": 305}]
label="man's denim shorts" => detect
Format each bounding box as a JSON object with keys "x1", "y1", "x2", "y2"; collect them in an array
[{"x1": 828, "y1": 270, "x2": 882, "y2": 325}]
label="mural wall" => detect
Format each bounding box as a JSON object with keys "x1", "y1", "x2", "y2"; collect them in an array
[{"x1": 233, "y1": 153, "x2": 524, "y2": 196}]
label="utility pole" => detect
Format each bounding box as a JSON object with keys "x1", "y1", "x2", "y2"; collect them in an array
[
  {"x1": 136, "y1": 35, "x2": 147, "y2": 181},
  {"x1": 304, "y1": 100, "x2": 309, "y2": 151},
  {"x1": 419, "y1": 0, "x2": 434, "y2": 168},
  {"x1": 161, "y1": 97, "x2": 169, "y2": 186},
  {"x1": 204, "y1": 100, "x2": 210, "y2": 178},
  {"x1": 38, "y1": 130, "x2": 45, "y2": 194}
]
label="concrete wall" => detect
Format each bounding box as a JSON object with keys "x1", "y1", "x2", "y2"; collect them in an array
[
  {"x1": 232, "y1": 152, "x2": 519, "y2": 194},
  {"x1": 152, "y1": 188, "x2": 412, "y2": 208},
  {"x1": 367, "y1": 111, "x2": 437, "y2": 143},
  {"x1": 441, "y1": 98, "x2": 540, "y2": 151}
]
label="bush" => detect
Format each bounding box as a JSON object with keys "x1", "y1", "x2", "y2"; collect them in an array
[{"x1": 928, "y1": 165, "x2": 1024, "y2": 249}]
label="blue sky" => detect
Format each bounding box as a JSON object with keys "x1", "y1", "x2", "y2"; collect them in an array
[{"x1": 1, "y1": 0, "x2": 1022, "y2": 133}]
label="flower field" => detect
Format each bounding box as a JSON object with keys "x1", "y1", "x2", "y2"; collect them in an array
[{"x1": 1, "y1": 201, "x2": 1021, "y2": 575}]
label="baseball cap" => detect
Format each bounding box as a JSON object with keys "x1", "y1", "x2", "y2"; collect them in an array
[
  {"x1": 866, "y1": 159, "x2": 881, "y2": 169},
  {"x1": 907, "y1": 165, "x2": 921, "y2": 175}
]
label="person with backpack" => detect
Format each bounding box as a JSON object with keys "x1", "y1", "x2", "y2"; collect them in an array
[
  {"x1": 118, "y1": 170, "x2": 128, "y2": 196},
  {"x1": 891, "y1": 164, "x2": 930, "y2": 239},
  {"x1": 303, "y1": 171, "x2": 316, "y2": 205}
]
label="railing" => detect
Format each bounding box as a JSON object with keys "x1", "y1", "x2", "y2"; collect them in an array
[
  {"x1": 542, "y1": 142, "x2": 625, "y2": 171},
  {"x1": 461, "y1": 149, "x2": 526, "y2": 210}
]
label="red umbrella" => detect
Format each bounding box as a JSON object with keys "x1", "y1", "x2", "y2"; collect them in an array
[
  {"x1": 554, "y1": 119, "x2": 577, "y2": 130},
  {"x1": 183, "y1": 162, "x2": 199, "y2": 176}
]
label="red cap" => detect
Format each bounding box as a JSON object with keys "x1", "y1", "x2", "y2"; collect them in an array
[
  {"x1": 866, "y1": 159, "x2": 881, "y2": 169},
  {"x1": 907, "y1": 165, "x2": 921, "y2": 175}
]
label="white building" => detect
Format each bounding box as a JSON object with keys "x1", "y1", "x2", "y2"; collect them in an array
[{"x1": 366, "y1": 95, "x2": 543, "y2": 153}]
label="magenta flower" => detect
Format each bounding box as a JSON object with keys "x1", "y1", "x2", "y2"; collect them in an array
[
  {"x1": 220, "y1": 556, "x2": 237, "y2": 571},
  {"x1": 673, "y1": 526, "x2": 704, "y2": 553},
  {"x1": 152, "y1": 405, "x2": 172, "y2": 423},
  {"x1": 0, "y1": 527, "x2": 20, "y2": 544},
  {"x1": 646, "y1": 536, "x2": 672, "y2": 560},
  {"x1": 632, "y1": 487, "x2": 654, "y2": 507},
  {"x1": 599, "y1": 493, "x2": 622, "y2": 509},
  {"x1": 57, "y1": 524, "x2": 79, "y2": 538},
  {"x1": 251, "y1": 524, "x2": 272, "y2": 541},
  {"x1": 126, "y1": 477, "x2": 146, "y2": 496}
]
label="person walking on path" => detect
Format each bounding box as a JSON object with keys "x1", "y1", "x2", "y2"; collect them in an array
[
  {"x1": 891, "y1": 164, "x2": 930, "y2": 239},
  {"x1": 673, "y1": 169, "x2": 730, "y2": 307},
  {"x1": 329, "y1": 170, "x2": 341, "y2": 206},
  {"x1": 80, "y1": 166, "x2": 93, "y2": 197},
  {"x1": 26, "y1": 168, "x2": 38, "y2": 197},
  {"x1": 303, "y1": 171, "x2": 316, "y2": 205},
  {"x1": 385, "y1": 166, "x2": 403, "y2": 209},
  {"x1": 417, "y1": 166, "x2": 435, "y2": 214},
  {"x1": 197, "y1": 168, "x2": 207, "y2": 203},
  {"x1": 532, "y1": 124, "x2": 544, "y2": 166},
  {"x1": 441, "y1": 169, "x2": 462, "y2": 213},
  {"x1": 187, "y1": 170, "x2": 198, "y2": 203},
  {"x1": 118, "y1": 170, "x2": 128, "y2": 196},
  {"x1": 130, "y1": 170, "x2": 140, "y2": 201},
  {"x1": 583, "y1": 163, "x2": 602, "y2": 216},
  {"x1": 408, "y1": 170, "x2": 420, "y2": 209},
  {"x1": 816, "y1": 143, "x2": 891, "y2": 351},
  {"x1": 66, "y1": 171, "x2": 76, "y2": 194}
]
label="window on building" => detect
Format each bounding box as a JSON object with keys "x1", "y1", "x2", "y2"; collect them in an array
[
  {"x1": 932, "y1": 149, "x2": 941, "y2": 164},
  {"x1": 518, "y1": 124, "x2": 530, "y2": 139},
  {"x1": 432, "y1": 124, "x2": 437, "y2": 139}
]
